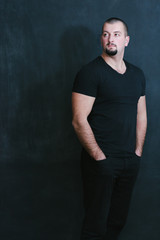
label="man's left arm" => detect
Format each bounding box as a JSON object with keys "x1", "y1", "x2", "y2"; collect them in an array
[{"x1": 135, "y1": 96, "x2": 147, "y2": 157}]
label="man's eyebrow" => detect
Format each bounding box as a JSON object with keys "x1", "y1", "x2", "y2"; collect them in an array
[{"x1": 103, "y1": 30, "x2": 122, "y2": 33}]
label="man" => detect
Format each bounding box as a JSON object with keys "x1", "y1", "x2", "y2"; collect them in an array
[{"x1": 72, "y1": 17, "x2": 147, "y2": 240}]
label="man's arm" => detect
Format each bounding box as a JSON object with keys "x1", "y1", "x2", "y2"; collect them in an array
[
  {"x1": 135, "y1": 95, "x2": 147, "y2": 157},
  {"x1": 72, "y1": 92, "x2": 106, "y2": 160}
]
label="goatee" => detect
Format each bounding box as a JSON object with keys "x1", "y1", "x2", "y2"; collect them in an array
[{"x1": 105, "y1": 48, "x2": 117, "y2": 56}]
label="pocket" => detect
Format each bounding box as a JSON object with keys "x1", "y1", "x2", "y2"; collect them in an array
[
  {"x1": 90, "y1": 155, "x2": 112, "y2": 175},
  {"x1": 94, "y1": 155, "x2": 110, "y2": 163},
  {"x1": 134, "y1": 153, "x2": 141, "y2": 159}
]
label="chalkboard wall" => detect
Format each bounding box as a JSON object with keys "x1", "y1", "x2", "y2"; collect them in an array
[{"x1": 0, "y1": 0, "x2": 160, "y2": 239}]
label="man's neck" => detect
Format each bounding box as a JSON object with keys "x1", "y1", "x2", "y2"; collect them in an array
[{"x1": 101, "y1": 53, "x2": 126, "y2": 74}]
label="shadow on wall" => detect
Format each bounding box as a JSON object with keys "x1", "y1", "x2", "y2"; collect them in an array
[
  {"x1": 9, "y1": 25, "x2": 99, "y2": 165},
  {"x1": 56, "y1": 25, "x2": 100, "y2": 239},
  {"x1": 56, "y1": 25, "x2": 100, "y2": 162},
  {"x1": 7, "y1": 25, "x2": 99, "y2": 239}
]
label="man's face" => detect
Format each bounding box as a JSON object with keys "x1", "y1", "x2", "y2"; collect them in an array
[{"x1": 101, "y1": 21, "x2": 130, "y2": 56}]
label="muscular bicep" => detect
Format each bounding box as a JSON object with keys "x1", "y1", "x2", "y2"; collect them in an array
[{"x1": 72, "y1": 92, "x2": 95, "y2": 122}]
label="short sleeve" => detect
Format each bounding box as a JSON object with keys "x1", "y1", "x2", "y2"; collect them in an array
[
  {"x1": 141, "y1": 70, "x2": 146, "y2": 96},
  {"x1": 72, "y1": 66, "x2": 98, "y2": 97}
]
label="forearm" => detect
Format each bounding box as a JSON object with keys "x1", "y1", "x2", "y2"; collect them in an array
[
  {"x1": 72, "y1": 119, "x2": 106, "y2": 160},
  {"x1": 135, "y1": 116, "x2": 147, "y2": 156}
]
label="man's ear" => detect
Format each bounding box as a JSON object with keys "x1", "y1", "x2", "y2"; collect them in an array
[{"x1": 125, "y1": 36, "x2": 130, "y2": 47}]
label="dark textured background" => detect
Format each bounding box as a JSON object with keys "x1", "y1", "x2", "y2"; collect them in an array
[{"x1": 0, "y1": 0, "x2": 159, "y2": 239}]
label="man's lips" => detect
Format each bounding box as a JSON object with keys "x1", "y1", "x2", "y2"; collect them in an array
[{"x1": 107, "y1": 44, "x2": 116, "y2": 47}]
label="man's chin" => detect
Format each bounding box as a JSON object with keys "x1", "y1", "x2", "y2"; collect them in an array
[{"x1": 105, "y1": 49, "x2": 117, "y2": 56}]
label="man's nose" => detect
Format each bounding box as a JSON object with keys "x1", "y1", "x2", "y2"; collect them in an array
[{"x1": 108, "y1": 34, "x2": 114, "y2": 42}]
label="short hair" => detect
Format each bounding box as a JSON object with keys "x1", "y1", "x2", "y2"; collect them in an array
[{"x1": 102, "y1": 17, "x2": 129, "y2": 36}]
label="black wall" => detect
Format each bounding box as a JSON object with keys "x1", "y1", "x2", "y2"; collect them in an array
[{"x1": 0, "y1": 0, "x2": 160, "y2": 239}]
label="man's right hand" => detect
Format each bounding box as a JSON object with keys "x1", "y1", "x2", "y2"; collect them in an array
[{"x1": 93, "y1": 151, "x2": 106, "y2": 161}]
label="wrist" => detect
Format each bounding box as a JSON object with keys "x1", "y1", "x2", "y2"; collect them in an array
[
  {"x1": 93, "y1": 150, "x2": 106, "y2": 160},
  {"x1": 135, "y1": 148, "x2": 142, "y2": 157}
]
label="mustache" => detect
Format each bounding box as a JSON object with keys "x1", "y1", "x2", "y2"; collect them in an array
[{"x1": 107, "y1": 43, "x2": 116, "y2": 47}]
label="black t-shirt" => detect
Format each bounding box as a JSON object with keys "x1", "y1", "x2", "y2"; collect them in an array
[{"x1": 72, "y1": 56, "x2": 146, "y2": 156}]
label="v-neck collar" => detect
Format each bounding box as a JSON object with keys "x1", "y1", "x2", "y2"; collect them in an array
[{"x1": 99, "y1": 55, "x2": 128, "y2": 76}]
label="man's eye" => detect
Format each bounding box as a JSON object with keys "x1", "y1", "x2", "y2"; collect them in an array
[
  {"x1": 115, "y1": 33, "x2": 120, "y2": 37},
  {"x1": 104, "y1": 33, "x2": 108, "y2": 37}
]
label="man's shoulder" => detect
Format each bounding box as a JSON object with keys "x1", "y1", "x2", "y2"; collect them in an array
[
  {"x1": 125, "y1": 60, "x2": 144, "y2": 74},
  {"x1": 78, "y1": 56, "x2": 102, "y2": 73}
]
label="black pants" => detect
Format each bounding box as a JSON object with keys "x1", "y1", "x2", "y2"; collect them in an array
[{"x1": 80, "y1": 149, "x2": 141, "y2": 240}]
